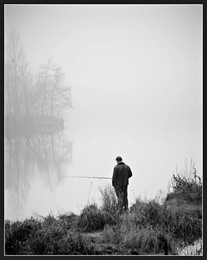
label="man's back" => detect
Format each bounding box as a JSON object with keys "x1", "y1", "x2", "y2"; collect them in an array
[{"x1": 112, "y1": 162, "x2": 132, "y2": 188}]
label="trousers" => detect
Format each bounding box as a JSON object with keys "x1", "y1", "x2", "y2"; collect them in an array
[{"x1": 114, "y1": 185, "x2": 128, "y2": 214}]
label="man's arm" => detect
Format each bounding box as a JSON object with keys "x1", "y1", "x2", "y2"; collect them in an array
[{"x1": 128, "y1": 166, "x2": 132, "y2": 178}]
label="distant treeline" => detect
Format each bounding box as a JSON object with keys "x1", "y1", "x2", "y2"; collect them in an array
[{"x1": 5, "y1": 28, "x2": 72, "y2": 124}]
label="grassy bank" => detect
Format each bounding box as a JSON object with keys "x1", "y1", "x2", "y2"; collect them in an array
[{"x1": 5, "y1": 170, "x2": 202, "y2": 255}]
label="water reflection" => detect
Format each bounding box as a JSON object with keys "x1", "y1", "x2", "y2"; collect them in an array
[{"x1": 5, "y1": 127, "x2": 73, "y2": 220}]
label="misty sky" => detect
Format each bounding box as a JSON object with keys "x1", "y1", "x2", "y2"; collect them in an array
[{"x1": 5, "y1": 4, "x2": 202, "y2": 203}]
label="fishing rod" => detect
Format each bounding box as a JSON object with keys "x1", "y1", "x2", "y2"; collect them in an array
[{"x1": 64, "y1": 175, "x2": 112, "y2": 180}]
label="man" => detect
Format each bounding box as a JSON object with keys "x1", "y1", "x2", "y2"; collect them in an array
[{"x1": 112, "y1": 156, "x2": 132, "y2": 214}]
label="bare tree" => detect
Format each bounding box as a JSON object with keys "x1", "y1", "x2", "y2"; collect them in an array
[
  {"x1": 34, "y1": 60, "x2": 72, "y2": 117},
  {"x1": 5, "y1": 27, "x2": 31, "y2": 116},
  {"x1": 5, "y1": 28, "x2": 72, "y2": 124}
]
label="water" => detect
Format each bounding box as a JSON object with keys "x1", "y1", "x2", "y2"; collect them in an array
[
  {"x1": 4, "y1": 114, "x2": 142, "y2": 220},
  {"x1": 177, "y1": 239, "x2": 203, "y2": 255},
  {"x1": 4, "y1": 114, "x2": 126, "y2": 221},
  {"x1": 4, "y1": 102, "x2": 201, "y2": 221}
]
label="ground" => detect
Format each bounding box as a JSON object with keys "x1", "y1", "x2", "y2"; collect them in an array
[{"x1": 82, "y1": 231, "x2": 166, "y2": 255}]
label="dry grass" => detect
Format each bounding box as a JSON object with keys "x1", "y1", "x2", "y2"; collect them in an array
[
  {"x1": 77, "y1": 204, "x2": 115, "y2": 232},
  {"x1": 5, "y1": 166, "x2": 202, "y2": 255},
  {"x1": 99, "y1": 184, "x2": 117, "y2": 216},
  {"x1": 100, "y1": 168, "x2": 202, "y2": 255},
  {"x1": 5, "y1": 214, "x2": 95, "y2": 255}
]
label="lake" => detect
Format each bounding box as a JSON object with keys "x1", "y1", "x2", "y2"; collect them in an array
[
  {"x1": 5, "y1": 103, "x2": 201, "y2": 221},
  {"x1": 4, "y1": 115, "x2": 112, "y2": 220}
]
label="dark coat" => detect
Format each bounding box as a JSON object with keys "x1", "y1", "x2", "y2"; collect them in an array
[{"x1": 112, "y1": 162, "x2": 132, "y2": 188}]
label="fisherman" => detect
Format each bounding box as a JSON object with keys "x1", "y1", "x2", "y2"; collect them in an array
[{"x1": 112, "y1": 156, "x2": 132, "y2": 214}]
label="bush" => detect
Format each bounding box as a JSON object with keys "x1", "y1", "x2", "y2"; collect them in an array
[
  {"x1": 58, "y1": 212, "x2": 78, "y2": 230},
  {"x1": 5, "y1": 215, "x2": 95, "y2": 255},
  {"x1": 129, "y1": 198, "x2": 166, "y2": 228},
  {"x1": 5, "y1": 218, "x2": 42, "y2": 255},
  {"x1": 42, "y1": 214, "x2": 57, "y2": 228},
  {"x1": 77, "y1": 204, "x2": 115, "y2": 232},
  {"x1": 167, "y1": 168, "x2": 202, "y2": 205},
  {"x1": 29, "y1": 220, "x2": 67, "y2": 254}
]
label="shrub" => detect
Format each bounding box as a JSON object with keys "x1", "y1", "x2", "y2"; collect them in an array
[
  {"x1": 5, "y1": 215, "x2": 96, "y2": 255},
  {"x1": 77, "y1": 204, "x2": 115, "y2": 232},
  {"x1": 42, "y1": 214, "x2": 57, "y2": 228},
  {"x1": 58, "y1": 212, "x2": 78, "y2": 230},
  {"x1": 129, "y1": 198, "x2": 166, "y2": 228},
  {"x1": 29, "y1": 220, "x2": 67, "y2": 254},
  {"x1": 167, "y1": 167, "x2": 202, "y2": 205},
  {"x1": 129, "y1": 197, "x2": 148, "y2": 212},
  {"x1": 142, "y1": 200, "x2": 164, "y2": 227},
  {"x1": 5, "y1": 218, "x2": 42, "y2": 255}
]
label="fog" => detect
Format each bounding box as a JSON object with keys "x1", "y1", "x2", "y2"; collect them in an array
[{"x1": 4, "y1": 4, "x2": 202, "y2": 220}]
